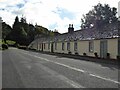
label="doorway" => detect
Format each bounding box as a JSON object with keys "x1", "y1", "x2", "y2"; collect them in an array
[
  {"x1": 118, "y1": 39, "x2": 120, "y2": 56},
  {"x1": 41, "y1": 43, "x2": 43, "y2": 51},
  {"x1": 100, "y1": 40, "x2": 107, "y2": 58},
  {"x1": 51, "y1": 42, "x2": 54, "y2": 53}
]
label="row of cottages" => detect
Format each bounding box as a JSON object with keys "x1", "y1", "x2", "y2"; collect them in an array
[{"x1": 29, "y1": 24, "x2": 120, "y2": 59}]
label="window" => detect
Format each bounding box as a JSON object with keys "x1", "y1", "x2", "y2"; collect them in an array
[
  {"x1": 74, "y1": 41, "x2": 77, "y2": 51},
  {"x1": 67, "y1": 42, "x2": 70, "y2": 51},
  {"x1": 89, "y1": 41, "x2": 94, "y2": 52},
  {"x1": 55, "y1": 42, "x2": 57, "y2": 50},
  {"x1": 62, "y1": 42, "x2": 64, "y2": 50}
]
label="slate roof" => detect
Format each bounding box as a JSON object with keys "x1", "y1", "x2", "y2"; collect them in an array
[{"x1": 33, "y1": 23, "x2": 119, "y2": 43}]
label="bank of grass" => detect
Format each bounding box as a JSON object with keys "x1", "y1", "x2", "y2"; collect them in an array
[
  {"x1": 6, "y1": 40, "x2": 16, "y2": 45},
  {"x1": 0, "y1": 40, "x2": 16, "y2": 50}
]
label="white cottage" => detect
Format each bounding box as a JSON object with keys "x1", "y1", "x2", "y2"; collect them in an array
[{"x1": 29, "y1": 24, "x2": 120, "y2": 59}]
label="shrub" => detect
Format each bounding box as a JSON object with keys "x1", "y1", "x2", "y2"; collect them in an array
[
  {"x1": 83, "y1": 53, "x2": 87, "y2": 56},
  {"x1": 94, "y1": 52, "x2": 98, "y2": 58},
  {"x1": 68, "y1": 51, "x2": 72, "y2": 54},
  {"x1": 2, "y1": 44, "x2": 8, "y2": 50},
  {"x1": 75, "y1": 52, "x2": 79, "y2": 55},
  {"x1": 117, "y1": 55, "x2": 120, "y2": 60},
  {"x1": 106, "y1": 53, "x2": 110, "y2": 59}
]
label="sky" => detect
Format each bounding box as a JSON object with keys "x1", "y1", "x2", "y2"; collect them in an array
[{"x1": 0, "y1": 0, "x2": 119, "y2": 33}]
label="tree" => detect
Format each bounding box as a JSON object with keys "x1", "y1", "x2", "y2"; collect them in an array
[
  {"x1": 2, "y1": 15, "x2": 59, "y2": 46},
  {"x1": 20, "y1": 16, "x2": 29, "y2": 33},
  {"x1": 2, "y1": 22, "x2": 12, "y2": 41},
  {"x1": 18, "y1": 27, "x2": 28, "y2": 45},
  {"x1": 27, "y1": 24, "x2": 35, "y2": 43},
  {"x1": 20, "y1": 16, "x2": 27, "y2": 23},
  {"x1": 13, "y1": 16, "x2": 19, "y2": 30},
  {"x1": 10, "y1": 16, "x2": 21, "y2": 42},
  {"x1": 20, "y1": 27, "x2": 27, "y2": 38},
  {"x1": 80, "y1": 3, "x2": 118, "y2": 29}
]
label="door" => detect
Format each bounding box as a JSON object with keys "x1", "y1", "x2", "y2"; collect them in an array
[
  {"x1": 51, "y1": 42, "x2": 54, "y2": 53},
  {"x1": 118, "y1": 39, "x2": 120, "y2": 56},
  {"x1": 41, "y1": 43, "x2": 43, "y2": 51},
  {"x1": 100, "y1": 40, "x2": 107, "y2": 58}
]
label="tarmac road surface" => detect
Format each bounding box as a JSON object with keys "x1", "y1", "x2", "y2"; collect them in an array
[{"x1": 2, "y1": 48, "x2": 120, "y2": 88}]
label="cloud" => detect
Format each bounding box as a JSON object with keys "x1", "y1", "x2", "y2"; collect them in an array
[
  {"x1": 0, "y1": 0, "x2": 119, "y2": 33},
  {"x1": 53, "y1": 7, "x2": 76, "y2": 20},
  {"x1": 16, "y1": 3, "x2": 24, "y2": 8}
]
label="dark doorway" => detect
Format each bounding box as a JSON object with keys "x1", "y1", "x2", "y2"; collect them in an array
[
  {"x1": 41, "y1": 43, "x2": 43, "y2": 51},
  {"x1": 51, "y1": 42, "x2": 54, "y2": 53}
]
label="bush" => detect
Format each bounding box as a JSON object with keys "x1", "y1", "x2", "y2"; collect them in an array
[
  {"x1": 106, "y1": 53, "x2": 110, "y2": 59},
  {"x1": 117, "y1": 55, "x2": 120, "y2": 60},
  {"x1": 68, "y1": 51, "x2": 72, "y2": 54},
  {"x1": 75, "y1": 52, "x2": 79, "y2": 55},
  {"x1": 2, "y1": 44, "x2": 8, "y2": 50},
  {"x1": 94, "y1": 52, "x2": 98, "y2": 58},
  {"x1": 83, "y1": 53, "x2": 87, "y2": 56}
]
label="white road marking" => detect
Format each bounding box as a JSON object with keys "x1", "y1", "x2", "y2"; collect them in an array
[
  {"x1": 89, "y1": 74, "x2": 120, "y2": 84},
  {"x1": 36, "y1": 63, "x2": 85, "y2": 88},
  {"x1": 53, "y1": 62, "x2": 85, "y2": 73},
  {"x1": 22, "y1": 52, "x2": 85, "y2": 88},
  {"x1": 22, "y1": 52, "x2": 120, "y2": 85},
  {"x1": 22, "y1": 52, "x2": 85, "y2": 73},
  {"x1": 63, "y1": 78, "x2": 84, "y2": 88}
]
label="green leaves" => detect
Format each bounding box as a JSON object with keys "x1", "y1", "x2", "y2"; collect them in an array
[
  {"x1": 3, "y1": 16, "x2": 57, "y2": 46},
  {"x1": 2, "y1": 22, "x2": 12, "y2": 39},
  {"x1": 81, "y1": 3, "x2": 118, "y2": 29}
]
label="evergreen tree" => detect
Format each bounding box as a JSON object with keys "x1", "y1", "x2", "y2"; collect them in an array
[
  {"x1": 2, "y1": 22, "x2": 12, "y2": 41},
  {"x1": 2, "y1": 15, "x2": 59, "y2": 46}
]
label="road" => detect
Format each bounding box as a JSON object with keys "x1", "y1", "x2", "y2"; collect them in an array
[{"x1": 2, "y1": 48, "x2": 120, "y2": 88}]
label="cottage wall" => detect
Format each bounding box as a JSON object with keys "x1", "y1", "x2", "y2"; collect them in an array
[
  {"x1": 107, "y1": 38, "x2": 118, "y2": 59},
  {"x1": 32, "y1": 38, "x2": 119, "y2": 59},
  {"x1": 78, "y1": 40, "x2": 89, "y2": 55}
]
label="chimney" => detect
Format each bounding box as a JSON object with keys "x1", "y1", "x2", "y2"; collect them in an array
[{"x1": 68, "y1": 24, "x2": 74, "y2": 33}]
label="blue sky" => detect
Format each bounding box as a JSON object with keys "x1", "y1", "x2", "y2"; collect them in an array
[{"x1": 0, "y1": 0, "x2": 119, "y2": 33}]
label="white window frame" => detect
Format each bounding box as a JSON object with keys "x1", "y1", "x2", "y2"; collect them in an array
[
  {"x1": 67, "y1": 42, "x2": 70, "y2": 51},
  {"x1": 74, "y1": 41, "x2": 77, "y2": 51},
  {"x1": 89, "y1": 41, "x2": 94, "y2": 53},
  {"x1": 62, "y1": 42, "x2": 64, "y2": 50}
]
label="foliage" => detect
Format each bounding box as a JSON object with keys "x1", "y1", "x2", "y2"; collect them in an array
[
  {"x1": 2, "y1": 16, "x2": 58, "y2": 46},
  {"x1": 2, "y1": 43, "x2": 8, "y2": 50},
  {"x1": 6, "y1": 40, "x2": 16, "y2": 45},
  {"x1": 2, "y1": 22, "x2": 12, "y2": 40},
  {"x1": 80, "y1": 3, "x2": 118, "y2": 29}
]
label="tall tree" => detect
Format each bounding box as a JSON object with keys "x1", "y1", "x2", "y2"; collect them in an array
[
  {"x1": 11, "y1": 16, "x2": 21, "y2": 42},
  {"x1": 3, "y1": 15, "x2": 59, "y2": 46},
  {"x1": 2, "y1": 22, "x2": 12, "y2": 41},
  {"x1": 27, "y1": 24, "x2": 35, "y2": 43},
  {"x1": 80, "y1": 3, "x2": 118, "y2": 29}
]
